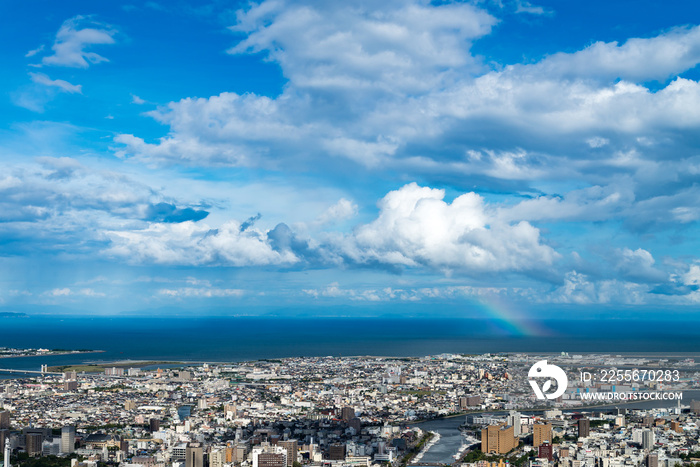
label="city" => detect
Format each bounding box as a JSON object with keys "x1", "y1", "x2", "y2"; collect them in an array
[{"x1": 1, "y1": 353, "x2": 699, "y2": 467}]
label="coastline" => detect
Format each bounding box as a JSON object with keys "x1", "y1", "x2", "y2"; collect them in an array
[{"x1": 0, "y1": 350, "x2": 104, "y2": 359}]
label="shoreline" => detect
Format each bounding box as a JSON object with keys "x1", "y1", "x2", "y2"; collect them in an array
[{"x1": 0, "y1": 350, "x2": 104, "y2": 359}]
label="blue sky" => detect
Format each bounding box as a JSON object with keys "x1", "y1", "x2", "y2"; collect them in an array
[{"x1": 2, "y1": 0, "x2": 700, "y2": 317}]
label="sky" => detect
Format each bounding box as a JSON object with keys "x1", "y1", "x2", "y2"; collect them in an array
[{"x1": 2, "y1": 0, "x2": 700, "y2": 318}]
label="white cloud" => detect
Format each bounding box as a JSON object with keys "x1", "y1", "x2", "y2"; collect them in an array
[
  {"x1": 547, "y1": 271, "x2": 649, "y2": 305},
  {"x1": 158, "y1": 287, "x2": 244, "y2": 298},
  {"x1": 42, "y1": 15, "x2": 116, "y2": 68},
  {"x1": 44, "y1": 287, "x2": 105, "y2": 297},
  {"x1": 105, "y1": 220, "x2": 298, "y2": 266},
  {"x1": 25, "y1": 45, "x2": 45, "y2": 58},
  {"x1": 338, "y1": 183, "x2": 558, "y2": 273},
  {"x1": 229, "y1": 0, "x2": 496, "y2": 94},
  {"x1": 531, "y1": 25, "x2": 700, "y2": 82},
  {"x1": 315, "y1": 198, "x2": 358, "y2": 225},
  {"x1": 29, "y1": 72, "x2": 82, "y2": 94},
  {"x1": 131, "y1": 94, "x2": 146, "y2": 104}
]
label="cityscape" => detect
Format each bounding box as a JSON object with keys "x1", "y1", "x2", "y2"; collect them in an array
[
  {"x1": 4, "y1": 0, "x2": 700, "y2": 466},
  {"x1": 1, "y1": 352, "x2": 700, "y2": 467}
]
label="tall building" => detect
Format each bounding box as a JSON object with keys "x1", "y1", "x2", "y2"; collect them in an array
[
  {"x1": 253, "y1": 447, "x2": 287, "y2": 467},
  {"x1": 341, "y1": 407, "x2": 355, "y2": 421},
  {"x1": 329, "y1": 444, "x2": 346, "y2": 460},
  {"x1": 149, "y1": 419, "x2": 161, "y2": 432},
  {"x1": 691, "y1": 400, "x2": 700, "y2": 415},
  {"x1": 349, "y1": 417, "x2": 362, "y2": 433},
  {"x1": 538, "y1": 442, "x2": 553, "y2": 461},
  {"x1": 577, "y1": 419, "x2": 590, "y2": 439},
  {"x1": 533, "y1": 423, "x2": 552, "y2": 448},
  {"x1": 0, "y1": 429, "x2": 8, "y2": 452},
  {"x1": 0, "y1": 412, "x2": 9, "y2": 430},
  {"x1": 26, "y1": 433, "x2": 42, "y2": 457},
  {"x1": 210, "y1": 449, "x2": 225, "y2": 467},
  {"x1": 507, "y1": 411, "x2": 521, "y2": 437},
  {"x1": 646, "y1": 452, "x2": 658, "y2": 467},
  {"x1": 481, "y1": 424, "x2": 517, "y2": 455},
  {"x1": 642, "y1": 430, "x2": 655, "y2": 450},
  {"x1": 186, "y1": 443, "x2": 204, "y2": 467},
  {"x1": 279, "y1": 440, "x2": 298, "y2": 467},
  {"x1": 4, "y1": 440, "x2": 10, "y2": 467},
  {"x1": 64, "y1": 380, "x2": 78, "y2": 391},
  {"x1": 61, "y1": 426, "x2": 75, "y2": 454}
]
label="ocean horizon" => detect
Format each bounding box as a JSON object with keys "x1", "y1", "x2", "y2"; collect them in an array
[{"x1": 0, "y1": 316, "x2": 699, "y2": 375}]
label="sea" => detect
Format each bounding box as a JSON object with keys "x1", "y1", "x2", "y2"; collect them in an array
[{"x1": 1, "y1": 316, "x2": 699, "y2": 374}]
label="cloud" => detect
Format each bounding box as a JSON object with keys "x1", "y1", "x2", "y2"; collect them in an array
[
  {"x1": 41, "y1": 15, "x2": 116, "y2": 68},
  {"x1": 29, "y1": 72, "x2": 82, "y2": 94},
  {"x1": 315, "y1": 198, "x2": 357, "y2": 225},
  {"x1": 158, "y1": 287, "x2": 244, "y2": 298},
  {"x1": 105, "y1": 220, "x2": 299, "y2": 266},
  {"x1": 531, "y1": 25, "x2": 700, "y2": 82},
  {"x1": 111, "y1": 0, "x2": 700, "y2": 228},
  {"x1": 131, "y1": 94, "x2": 146, "y2": 104},
  {"x1": 25, "y1": 45, "x2": 45, "y2": 58},
  {"x1": 229, "y1": 0, "x2": 496, "y2": 94},
  {"x1": 514, "y1": 0, "x2": 549, "y2": 15},
  {"x1": 335, "y1": 183, "x2": 558, "y2": 274},
  {"x1": 44, "y1": 288, "x2": 105, "y2": 297}
]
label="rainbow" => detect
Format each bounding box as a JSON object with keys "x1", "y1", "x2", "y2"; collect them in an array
[{"x1": 472, "y1": 295, "x2": 551, "y2": 337}]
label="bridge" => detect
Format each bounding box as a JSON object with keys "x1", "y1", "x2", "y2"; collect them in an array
[{"x1": 0, "y1": 368, "x2": 63, "y2": 376}]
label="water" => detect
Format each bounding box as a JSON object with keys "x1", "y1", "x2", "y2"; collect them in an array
[
  {"x1": 0, "y1": 316, "x2": 698, "y2": 381},
  {"x1": 0, "y1": 316, "x2": 699, "y2": 371}
]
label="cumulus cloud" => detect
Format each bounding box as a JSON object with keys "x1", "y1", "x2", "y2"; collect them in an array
[
  {"x1": 111, "y1": 0, "x2": 700, "y2": 231},
  {"x1": 335, "y1": 184, "x2": 558, "y2": 274},
  {"x1": 105, "y1": 220, "x2": 299, "y2": 266},
  {"x1": 229, "y1": 0, "x2": 496, "y2": 94},
  {"x1": 41, "y1": 15, "x2": 116, "y2": 68}
]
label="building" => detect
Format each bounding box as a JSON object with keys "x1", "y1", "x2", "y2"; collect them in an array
[
  {"x1": 481, "y1": 424, "x2": 517, "y2": 455},
  {"x1": 26, "y1": 433, "x2": 42, "y2": 457},
  {"x1": 329, "y1": 443, "x2": 346, "y2": 460},
  {"x1": 279, "y1": 439, "x2": 298, "y2": 467},
  {"x1": 349, "y1": 417, "x2": 362, "y2": 433},
  {"x1": 210, "y1": 449, "x2": 225, "y2": 467},
  {"x1": 642, "y1": 430, "x2": 654, "y2": 450},
  {"x1": 149, "y1": 418, "x2": 161, "y2": 432},
  {"x1": 0, "y1": 429, "x2": 8, "y2": 452},
  {"x1": 577, "y1": 418, "x2": 590, "y2": 439},
  {"x1": 538, "y1": 442, "x2": 553, "y2": 461},
  {"x1": 532, "y1": 423, "x2": 552, "y2": 448},
  {"x1": 646, "y1": 452, "x2": 658, "y2": 467},
  {"x1": 460, "y1": 395, "x2": 481, "y2": 409},
  {"x1": 64, "y1": 380, "x2": 78, "y2": 391},
  {"x1": 253, "y1": 447, "x2": 287, "y2": 467},
  {"x1": 507, "y1": 411, "x2": 522, "y2": 436},
  {"x1": 341, "y1": 407, "x2": 355, "y2": 421},
  {"x1": 0, "y1": 411, "x2": 9, "y2": 429},
  {"x1": 691, "y1": 400, "x2": 700, "y2": 415},
  {"x1": 61, "y1": 426, "x2": 75, "y2": 454},
  {"x1": 186, "y1": 442, "x2": 204, "y2": 467}
]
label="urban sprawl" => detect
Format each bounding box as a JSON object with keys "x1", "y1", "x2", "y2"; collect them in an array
[{"x1": 1, "y1": 353, "x2": 700, "y2": 467}]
